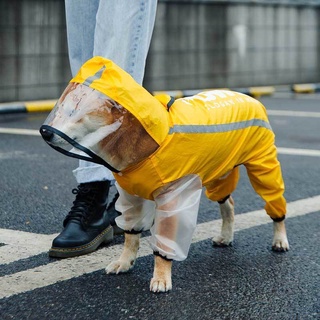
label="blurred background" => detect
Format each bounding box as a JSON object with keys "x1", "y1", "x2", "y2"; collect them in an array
[{"x1": 0, "y1": 0, "x2": 319, "y2": 102}]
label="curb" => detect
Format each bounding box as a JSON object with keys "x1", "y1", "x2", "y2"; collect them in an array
[
  {"x1": 153, "y1": 86, "x2": 275, "y2": 99},
  {"x1": 291, "y1": 83, "x2": 320, "y2": 93},
  {"x1": 0, "y1": 100, "x2": 57, "y2": 115},
  {"x1": 0, "y1": 83, "x2": 319, "y2": 115}
]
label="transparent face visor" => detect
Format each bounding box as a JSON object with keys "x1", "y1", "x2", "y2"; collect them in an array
[{"x1": 40, "y1": 83, "x2": 128, "y2": 172}]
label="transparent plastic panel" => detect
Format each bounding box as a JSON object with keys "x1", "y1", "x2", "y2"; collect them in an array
[
  {"x1": 150, "y1": 174, "x2": 202, "y2": 261},
  {"x1": 114, "y1": 175, "x2": 202, "y2": 260},
  {"x1": 42, "y1": 83, "x2": 125, "y2": 151},
  {"x1": 41, "y1": 82, "x2": 152, "y2": 171},
  {"x1": 115, "y1": 182, "x2": 156, "y2": 232}
]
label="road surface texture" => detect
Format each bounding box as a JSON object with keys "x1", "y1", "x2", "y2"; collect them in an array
[{"x1": 0, "y1": 93, "x2": 319, "y2": 319}]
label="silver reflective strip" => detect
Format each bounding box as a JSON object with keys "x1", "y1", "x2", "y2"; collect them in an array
[
  {"x1": 83, "y1": 66, "x2": 106, "y2": 86},
  {"x1": 169, "y1": 118, "x2": 272, "y2": 134}
]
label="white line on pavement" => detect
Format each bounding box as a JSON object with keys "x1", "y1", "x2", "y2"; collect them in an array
[
  {"x1": 0, "y1": 151, "x2": 47, "y2": 160},
  {"x1": 1, "y1": 195, "x2": 320, "y2": 299},
  {"x1": 277, "y1": 147, "x2": 320, "y2": 157},
  {"x1": 0, "y1": 108, "x2": 319, "y2": 137},
  {"x1": 0, "y1": 128, "x2": 40, "y2": 136},
  {"x1": 0, "y1": 230, "x2": 57, "y2": 264},
  {"x1": 267, "y1": 110, "x2": 320, "y2": 117}
]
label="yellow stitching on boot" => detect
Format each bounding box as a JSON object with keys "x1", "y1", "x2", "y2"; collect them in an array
[{"x1": 50, "y1": 226, "x2": 113, "y2": 252}]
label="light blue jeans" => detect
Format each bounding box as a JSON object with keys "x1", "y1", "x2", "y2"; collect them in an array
[{"x1": 64, "y1": 0, "x2": 158, "y2": 183}]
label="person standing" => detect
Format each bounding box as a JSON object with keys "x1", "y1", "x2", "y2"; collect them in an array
[{"x1": 49, "y1": 0, "x2": 158, "y2": 258}]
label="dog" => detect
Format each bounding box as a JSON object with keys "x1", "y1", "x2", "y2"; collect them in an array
[{"x1": 41, "y1": 57, "x2": 289, "y2": 293}]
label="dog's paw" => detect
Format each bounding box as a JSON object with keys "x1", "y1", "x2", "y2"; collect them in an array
[
  {"x1": 272, "y1": 237, "x2": 289, "y2": 252},
  {"x1": 150, "y1": 277, "x2": 172, "y2": 293},
  {"x1": 105, "y1": 259, "x2": 135, "y2": 274},
  {"x1": 212, "y1": 235, "x2": 233, "y2": 247},
  {"x1": 272, "y1": 221, "x2": 289, "y2": 252}
]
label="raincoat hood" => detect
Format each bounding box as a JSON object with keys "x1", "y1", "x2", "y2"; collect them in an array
[
  {"x1": 71, "y1": 56, "x2": 169, "y2": 145},
  {"x1": 40, "y1": 57, "x2": 169, "y2": 172}
]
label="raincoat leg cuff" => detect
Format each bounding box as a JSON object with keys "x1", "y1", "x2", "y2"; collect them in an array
[
  {"x1": 124, "y1": 229, "x2": 143, "y2": 235},
  {"x1": 271, "y1": 216, "x2": 286, "y2": 222},
  {"x1": 217, "y1": 194, "x2": 230, "y2": 204},
  {"x1": 153, "y1": 251, "x2": 173, "y2": 261}
]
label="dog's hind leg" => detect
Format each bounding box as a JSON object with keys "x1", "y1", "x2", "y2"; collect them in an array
[
  {"x1": 206, "y1": 168, "x2": 239, "y2": 247},
  {"x1": 244, "y1": 143, "x2": 289, "y2": 252},
  {"x1": 106, "y1": 232, "x2": 140, "y2": 274},
  {"x1": 213, "y1": 195, "x2": 235, "y2": 247},
  {"x1": 272, "y1": 220, "x2": 289, "y2": 252}
]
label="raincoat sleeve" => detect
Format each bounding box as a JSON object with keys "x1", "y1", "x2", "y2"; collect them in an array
[
  {"x1": 149, "y1": 174, "x2": 202, "y2": 261},
  {"x1": 114, "y1": 183, "x2": 156, "y2": 233}
]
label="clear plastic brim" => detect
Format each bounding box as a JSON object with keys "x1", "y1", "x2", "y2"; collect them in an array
[
  {"x1": 40, "y1": 82, "x2": 127, "y2": 171},
  {"x1": 42, "y1": 82, "x2": 125, "y2": 149}
]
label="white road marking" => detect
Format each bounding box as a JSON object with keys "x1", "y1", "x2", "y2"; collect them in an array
[
  {"x1": 267, "y1": 110, "x2": 320, "y2": 118},
  {"x1": 0, "y1": 108, "x2": 319, "y2": 137},
  {"x1": 277, "y1": 147, "x2": 320, "y2": 157},
  {"x1": 0, "y1": 230, "x2": 57, "y2": 264},
  {"x1": 0, "y1": 128, "x2": 40, "y2": 136},
  {"x1": 0, "y1": 151, "x2": 47, "y2": 160},
  {"x1": 1, "y1": 195, "x2": 320, "y2": 299}
]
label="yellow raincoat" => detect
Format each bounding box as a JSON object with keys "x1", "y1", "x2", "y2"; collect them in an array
[{"x1": 72, "y1": 57, "x2": 286, "y2": 220}]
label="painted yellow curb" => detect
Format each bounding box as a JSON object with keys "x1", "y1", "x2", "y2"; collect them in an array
[
  {"x1": 292, "y1": 84, "x2": 315, "y2": 93},
  {"x1": 152, "y1": 90, "x2": 184, "y2": 98},
  {"x1": 249, "y1": 86, "x2": 275, "y2": 98},
  {"x1": 25, "y1": 100, "x2": 57, "y2": 112}
]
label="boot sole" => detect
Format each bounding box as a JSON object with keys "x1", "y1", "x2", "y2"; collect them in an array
[{"x1": 49, "y1": 225, "x2": 114, "y2": 258}]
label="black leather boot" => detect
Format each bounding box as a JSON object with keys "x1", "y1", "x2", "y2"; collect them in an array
[{"x1": 49, "y1": 181, "x2": 122, "y2": 258}]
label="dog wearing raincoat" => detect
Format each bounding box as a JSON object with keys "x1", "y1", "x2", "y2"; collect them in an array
[{"x1": 40, "y1": 57, "x2": 289, "y2": 293}]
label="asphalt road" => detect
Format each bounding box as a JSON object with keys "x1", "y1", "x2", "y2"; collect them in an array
[{"x1": 0, "y1": 93, "x2": 319, "y2": 320}]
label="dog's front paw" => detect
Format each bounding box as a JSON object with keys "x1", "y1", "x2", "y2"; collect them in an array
[
  {"x1": 150, "y1": 277, "x2": 172, "y2": 293},
  {"x1": 212, "y1": 235, "x2": 233, "y2": 247},
  {"x1": 106, "y1": 259, "x2": 135, "y2": 274}
]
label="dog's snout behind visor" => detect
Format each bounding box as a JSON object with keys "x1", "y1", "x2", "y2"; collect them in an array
[
  {"x1": 40, "y1": 57, "x2": 170, "y2": 173},
  {"x1": 39, "y1": 127, "x2": 53, "y2": 142},
  {"x1": 39, "y1": 82, "x2": 124, "y2": 173}
]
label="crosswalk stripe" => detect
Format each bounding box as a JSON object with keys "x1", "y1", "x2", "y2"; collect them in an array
[
  {"x1": 0, "y1": 230, "x2": 56, "y2": 264},
  {"x1": 1, "y1": 195, "x2": 320, "y2": 299}
]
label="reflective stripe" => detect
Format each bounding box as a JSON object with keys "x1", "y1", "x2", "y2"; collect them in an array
[
  {"x1": 84, "y1": 66, "x2": 106, "y2": 86},
  {"x1": 169, "y1": 118, "x2": 272, "y2": 134}
]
